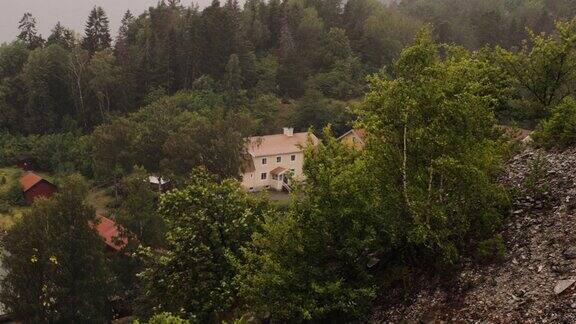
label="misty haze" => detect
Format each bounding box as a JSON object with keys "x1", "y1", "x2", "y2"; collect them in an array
[{"x1": 0, "y1": 0, "x2": 575, "y2": 322}]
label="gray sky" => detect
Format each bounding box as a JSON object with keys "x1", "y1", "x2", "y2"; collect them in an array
[{"x1": 0, "y1": 0, "x2": 213, "y2": 43}]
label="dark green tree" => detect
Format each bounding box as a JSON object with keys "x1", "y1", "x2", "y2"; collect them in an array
[
  {"x1": 47, "y1": 22, "x2": 75, "y2": 50},
  {"x1": 17, "y1": 13, "x2": 44, "y2": 50},
  {"x1": 0, "y1": 175, "x2": 111, "y2": 322},
  {"x1": 83, "y1": 6, "x2": 112, "y2": 53},
  {"x1": 117, "y1": 166, "x2": 165, "y2": 247},
  {"x1": 22, "y1": 44, "x2": 73, "y2": 134}
]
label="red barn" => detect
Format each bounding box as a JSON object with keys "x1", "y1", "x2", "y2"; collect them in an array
[
  {"x1": 93, "y1": 215, "x2": 128, "y2": 253},
  {"x1": 19, "y1": 172, "x2": 57, "y2": 205}
]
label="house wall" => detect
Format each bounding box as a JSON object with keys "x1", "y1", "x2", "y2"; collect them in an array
[
  {"x1": 24, "y1": 181, "x2": 57, "y2": 204},
  {"x1": 241, "y1": 151, "x2": 305, "y2": 191},
  {"x1": 340, "y1": 132, "x2": 364, "y2": 149}
]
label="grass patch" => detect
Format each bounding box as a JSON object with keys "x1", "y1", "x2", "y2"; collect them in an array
[
  {"x1": 0, "y1": 167, "x2": 23, "y2": 195},
  {"x1": 87, "y1": 187, "x2": 113, "y2": 215}
]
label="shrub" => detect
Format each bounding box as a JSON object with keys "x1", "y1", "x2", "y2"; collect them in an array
[
  {"x1": 476, "y1": 234, "x2": 506, "y2": 262},
  {"x1": 134, "y1": 312, "x2": 189, "y2": 324},
  {"x1": 533, "y1": 97, "x2": 576, "y2": 149},
  {"x1": 523, "y1": 154, "x2": 550, "y2": 202},
  {"x1": 4, "y1": 184, "x2": 25, "y2": 206},
  {"x1": 0, "y1": 199, "x2": 10, "y2": 214}
]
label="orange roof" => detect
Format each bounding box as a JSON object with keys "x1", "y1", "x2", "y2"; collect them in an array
[
  {"x1": 19, "y1": 172, "x2": 45, "y2": 192},
  {"x1": 93, "y1": 215, "x2": 128, "y2": 252},
  {"x1": 246, "y1": 132, "x2": 318, "y2": 157}
]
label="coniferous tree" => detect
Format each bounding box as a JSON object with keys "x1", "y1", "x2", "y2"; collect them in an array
[
  {"x1": 224, "y1": 53, "x2": 243, "y2": 91},
  {"x1": 47, "y1": 22, "x2": 75, "y2": 50},
  {"x1": 17, "y1": 13, "x2": 44, "y2": 50},
  {"x1": 83, "y1": 7, "x2": 112, "y2": 54},
  {"x1": 115, "y1": 10, "x2": 135, "y2": 62}
]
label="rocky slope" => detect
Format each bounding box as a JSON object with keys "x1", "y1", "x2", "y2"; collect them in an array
[{"x1": 373, "y1": 147, "x2": 576, "y2": 323}]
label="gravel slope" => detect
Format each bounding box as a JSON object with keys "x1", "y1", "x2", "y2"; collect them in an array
[{"x1": 373, "y1": 148, "x2": 576, "y2": 323}]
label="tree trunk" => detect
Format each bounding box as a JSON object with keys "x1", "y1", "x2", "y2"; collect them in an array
[{"x1": 402, "y1": 119, "x2": 411, "y2": 213}]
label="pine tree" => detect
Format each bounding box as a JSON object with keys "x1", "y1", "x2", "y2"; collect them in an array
[
  {"x1": 224, "y1": 54, "x2": 243, "y2": 91},
  {"x1": 83, "y1": 6, "x2": 112, "y2": 53},
  {"x1": 17, "y1": 13, "x2": 44, "y2": 50},
  {"x1": 115, "y1": 10, "x2": 135, "y2": 63},
  {"x1": 47, "y1": 22, "x2": 75, "y2": 50}
]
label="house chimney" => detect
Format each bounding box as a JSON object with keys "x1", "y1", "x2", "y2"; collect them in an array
[{"x1": 283, "y1": 127, "x2": 294, "y2": 137}]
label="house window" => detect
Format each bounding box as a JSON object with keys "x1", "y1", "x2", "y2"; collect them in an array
[
  {"x1": 262, "y1": 157, "x2": 267, "y2": 165},
  {"x1": 250, "y1": 173, "x2": 254, "y2": 178},
  {"x1": 276, "y1": 156, "x2": 282, "y2": 163},
  {"x1": 261, "y1": 172, "x2": 267, "y2": 180},
  {"x1": 290, "y1": 154, "x2": 296, "y2": 161}
]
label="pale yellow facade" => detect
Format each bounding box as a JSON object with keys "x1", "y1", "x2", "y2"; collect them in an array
[
  {"x1": 338, "y1": 129, "x2": 366, "y2": 149},
  {"x1": 241, "y1": 128, "x2": 318, "y2": 192}
]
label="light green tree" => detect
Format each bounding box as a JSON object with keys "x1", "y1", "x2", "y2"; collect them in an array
[
  {"x1": 496, "y1": 17, "x2": 576, "y2": 119},
  {"x1": 135, "y1": 169, "x2": 269, "y2": 322}
]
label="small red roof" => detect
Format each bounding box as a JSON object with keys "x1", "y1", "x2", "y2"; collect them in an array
[
  {"x1": 93, "y1": 215, "x2": 128, "y2": 252},
  {"x1": 19, "y1": 172, "x2": 45, "y2": 192}
]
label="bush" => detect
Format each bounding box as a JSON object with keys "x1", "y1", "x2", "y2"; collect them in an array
[
  {"x1": 0, "y1": 199, "x2": 10, "y2": 214},
  {"x1": 533, "y1": 97, "x2": 576, "y2": 149},
  {"x1": 4, "y1": 184, "x2": 25, "y2": 206},
  {"x1": 0, "y1": 132, "x2": 93, "y2": 176},
  {"x1": 523, "y1": 154, "x2": 550, "y2": 202},
  {"x1": 134, "y1": 312, "x2": 189, "y2": 324},
  {"x1": 476, "y1": 234, "x2": 506, "y2": 262}
]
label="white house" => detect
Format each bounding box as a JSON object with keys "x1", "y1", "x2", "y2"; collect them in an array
[{"x1": 241, "y1": 127, "x2": 319, "y2": 192}]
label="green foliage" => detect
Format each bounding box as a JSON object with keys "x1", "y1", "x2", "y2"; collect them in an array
[
  {"x1": 22, "y1": 44, "x2": 74, "y2": 134},
  {"x1": 0, "y1": 132, "x2": 93, "y2": 176},
  {"x1": 92, "y1": 91, "x2": 253, "y2": 185},
  {"x1": 234, "y1": 29, "x2": 512, "y2": 323},
  {"x1": 533, "y1": 97, "x2": 576, "y2": 149},
  {"x1": 4, "y1": 183, "x2": 25, "y2": 206},
  {"x1": 234, "y1": 130, "x2": 378, "y2": 322},
  {"x1": 292, "y1": 87, "x2": 353, "y2": 135},
  {"x1": 82, "y1": 6, "x2": 112, "y2": 53},
  {"x1": 17, "y1": 13, "x2": 44, "y2": 50},
  {"x1": 476, "y1": 234, "x2": 506, "y2": 262},
  {"x1": 496, "y1": 18, "x2": 576, "y2": 121},
  {"x1": 357, "y1": 28, "x2": 510, "y2": 266},
  {"x1": 135, "y1": 169, "x2": 269, "y2": 322},
  {"x1": 134, "y1": 312, "x2": 190, "y2": 324},
  {"x1": 0, "y1": 174, "x2": 111, "y2": 322},
  {"x1": 117, "y1": 166, "x2": 164, "y2": 247},
  {"x1": 522, "y1": 154, "x2": 550, "y2": 201}
]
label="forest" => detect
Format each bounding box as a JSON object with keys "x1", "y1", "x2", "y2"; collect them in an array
[{"x1": 1, "y1": 0, "x2": 576, "y2": 322}]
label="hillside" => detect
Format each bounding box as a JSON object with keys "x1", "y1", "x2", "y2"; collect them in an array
[{"x1": 373, "y1": 147, "x2": 576, "y2": 322}]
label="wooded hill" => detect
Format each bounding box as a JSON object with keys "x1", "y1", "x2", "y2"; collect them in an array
[{"x1": 0, "y1": 0, "x2": 575, "y2": 136}]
